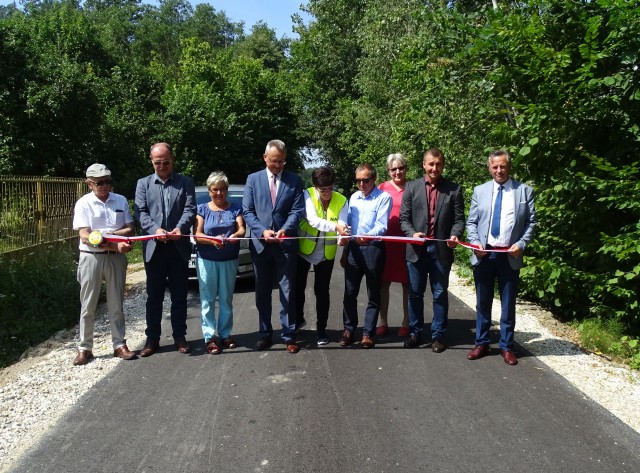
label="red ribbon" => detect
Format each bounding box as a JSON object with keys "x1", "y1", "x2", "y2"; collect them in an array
[{"x1": 100, "y1": 232, "x2": 510, "y2": 253}]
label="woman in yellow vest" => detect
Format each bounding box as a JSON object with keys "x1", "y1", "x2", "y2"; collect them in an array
[{"x1": 295, "y1": 167, "x2": 349, "y2": 345}]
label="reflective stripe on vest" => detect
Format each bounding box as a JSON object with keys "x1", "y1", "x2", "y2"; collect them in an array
[{"x1": 298, "y1": 188, "x2": 346, "y2": 260}]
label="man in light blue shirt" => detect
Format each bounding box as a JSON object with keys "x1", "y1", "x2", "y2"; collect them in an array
[{"x1": 339, "y1": 163, "x2": 392, "y2": 348}]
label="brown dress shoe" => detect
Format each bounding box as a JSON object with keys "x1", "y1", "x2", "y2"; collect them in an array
[
  {"x1": 404, "y1": 334, "x2": 421, "y2": 349},
  {"x1": 467, "y1": 345, "x2": 489, "y2": 360},
  {"x1": 140, "y1": 340, "x2": 160, "y2": 357},
  {"x1": 256, "y1": 337, "x2": 272, "y2": 351},
  {"x1": 174, "y1": 338, "x2": 192, "y2": 354},
  {"x1": 501, "y1": 349, "x2": 518, "y2": 365},
  {"x1": 286, "y1": 341, "x2": 300, "y2": 354},
  {"x1": 431, "y1": 339, "x2": 446, "y2": 353},
  {"x1": 113, "y1": 345, "x2": 137, "y2": 360},
  {"x1": 73, "y1": 349, "x2": 94, "y2": 366},
  {"x1": 339, "y1": 330, "x2": 353, "y2": 347},
  {"x1": 360, "y1": 335, "x2": 375, "y2": 349}
]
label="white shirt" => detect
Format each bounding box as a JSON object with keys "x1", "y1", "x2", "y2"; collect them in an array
[
  {"x1": 73, "y1": 192, "x2": 133, "y2": 252},
  {"x1": 487, "y1": 179, "x2": 515, "y2": 247}
]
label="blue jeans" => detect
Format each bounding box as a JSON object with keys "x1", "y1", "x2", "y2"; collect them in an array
[
  {"x1": 473, "y1": 252, "x2": 520, "y2": 350},
  {"x1": 406, "y1": 244, "x2": 451, "y2": 341},
  {"x1": 144, "y1": 243, "x2": 189, "y2": 341},
  {"x1": 197, "y1": 257, "x2": 238, "y2": 341}
]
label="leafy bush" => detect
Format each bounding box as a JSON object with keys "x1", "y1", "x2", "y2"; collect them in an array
[{"x1": 0, "y1": 243, "x2": 79, "y2": 367}]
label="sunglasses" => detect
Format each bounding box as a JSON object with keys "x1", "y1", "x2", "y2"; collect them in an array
[
  {"x1": 90, "y1": 179, "x2": 111, "y2": 187},
  {"x1": 355, "y1": 178, "x2": 372, "y2": 184},
  {"x1": 152, "y1": 160, "x2": 172, "y2": 166},
  {"x1": 389, "y1": 166, "x2": 405, "y2": 172}
]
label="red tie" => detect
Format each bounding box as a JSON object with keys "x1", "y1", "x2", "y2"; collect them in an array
[{"x1": 270, "y1": 174, "x2": 277, "y2": 206}]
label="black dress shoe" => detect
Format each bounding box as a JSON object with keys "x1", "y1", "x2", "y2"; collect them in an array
[
  {"x1": 256, "y1": 338, "x2": 273, "y2": 351},
  {"x1": 403, "y1": 334, "x2": 421, "y2": 349}
]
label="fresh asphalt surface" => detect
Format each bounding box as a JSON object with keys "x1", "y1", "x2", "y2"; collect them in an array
[{"x1": 10, "y1": 257, "x2": 640, "y2": 472}]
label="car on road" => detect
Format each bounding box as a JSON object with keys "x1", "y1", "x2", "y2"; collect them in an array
[{"x1": 189, "y1": 184, "x2": 254, "y2": 279}]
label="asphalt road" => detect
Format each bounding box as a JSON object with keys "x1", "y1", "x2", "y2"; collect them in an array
[{"x1": 9, "y1": 262, "x2": 640, "y2": 473}]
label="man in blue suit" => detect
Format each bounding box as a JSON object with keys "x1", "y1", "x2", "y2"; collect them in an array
[
  {"x1": 466, "y1": 150, "x2": 537, "y2": 365},
  {"x1": 135, "y1": 142, "x2": 196, "y2": 357},
  {"x1": 242, "y1": 140, "x2": 305, "y2": 354}
]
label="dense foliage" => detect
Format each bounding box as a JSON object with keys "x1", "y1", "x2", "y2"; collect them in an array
[
  {"x1": 291, "y1": 0, "x2": 640, "y2": 333},
  {"x1": 0, "y1": 0, "x2": 302, "y2": 195}
]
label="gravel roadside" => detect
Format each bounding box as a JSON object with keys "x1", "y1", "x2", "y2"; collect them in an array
[{"x1": 0, "y1": 267, "x2": 638, "y2": 472}]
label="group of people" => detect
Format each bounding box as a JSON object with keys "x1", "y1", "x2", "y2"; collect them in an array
[{"x1": 72, "y1": 139, "x2": 536, "y2": 367}]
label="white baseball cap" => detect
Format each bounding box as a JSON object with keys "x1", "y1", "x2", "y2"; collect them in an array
[{"x1": 86, "y1": 163, "x2": 111, "y2": 178}]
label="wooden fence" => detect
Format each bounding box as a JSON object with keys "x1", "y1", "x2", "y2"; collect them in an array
[{"x1": 0, "y1": 176, "x2": 85, "y2": 254}]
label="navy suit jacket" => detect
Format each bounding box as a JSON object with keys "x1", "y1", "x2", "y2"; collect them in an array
[
  {"x1": 134, "y1": 172, "x2": 196, "y2": 262},
  {"x1": 242, "y1": 169, "x2": 305, "y2": 254},
  {"x1": 466, "y1": 179, "x2": 537, "y2": 270},
  {"x1": 399, "y1": 177, "x2": 465, "y2": 267}
]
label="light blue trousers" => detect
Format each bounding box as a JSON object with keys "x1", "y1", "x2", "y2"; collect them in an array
[{"x1": 196, "y1": 257, "x2": 238, "y2": 342}]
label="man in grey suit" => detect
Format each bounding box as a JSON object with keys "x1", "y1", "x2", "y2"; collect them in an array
[
  {"x1": 466, "y1": 150, "x2": 537, "y2": 365},
  {"x1": 242, "y1": 140, "x2": 305, "y2": 354},
  {"x1": 399, "y1": 148, "x2": 465, "y2": 351},
  {"x1": 134, "y1": 142, "x2": 196, "y2": 357}
]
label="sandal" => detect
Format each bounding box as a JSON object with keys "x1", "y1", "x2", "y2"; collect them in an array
[
  {"x1": 206, "y1": 339, "x2": 222, "y2": 355},
  {"x1": 222, "y1": 338, "x2": 237, "y2": 349}
]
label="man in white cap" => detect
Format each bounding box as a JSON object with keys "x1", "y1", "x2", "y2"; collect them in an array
[{"x1": 72, "y1": 163, "x2": 136, "y2": 366}]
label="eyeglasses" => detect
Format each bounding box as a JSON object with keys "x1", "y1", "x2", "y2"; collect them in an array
[
  {"x1": 355, "y1": 178, "x2": 372, "y2": 184},
  {"x1": 389, "y1": 166, "x2": 405, "y2": 173},
  {"x1": 210, "y1": 187, "x2": 228, "y2": 194},
  {"x1": 316, "y1": 186, "x2": 334, "y2": 193},
  {"x1": 90, "y1": 179, "x2": 111, "y2": 187},
  {"x1": 266, "y1": 158, "x2": 286, "y2": 166},
  {"x1": 152, "y1": 160, "x2": 171, "y2": 166}
]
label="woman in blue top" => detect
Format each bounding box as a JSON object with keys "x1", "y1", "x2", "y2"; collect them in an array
[{"x1": 194, "y1": 171, "x2": 245, "y2": 354}]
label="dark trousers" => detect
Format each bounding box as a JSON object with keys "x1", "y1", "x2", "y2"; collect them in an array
[
  {"x1": 473, "y1": 252, "x2": 520, "y2": 350},
  {"x1": 144, "y1": 242, "x2": 189, "y2": 341},
  {"x1": 295, "y1": 255, "x2": 335, "y2": 332},
  {"x1": 251, "y1": 244, "x2": 297, "y2": 342},
  {"x1": 342, "y1": 242, "x2": 385, "y2": 336}
]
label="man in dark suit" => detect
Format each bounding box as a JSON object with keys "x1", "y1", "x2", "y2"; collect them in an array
[
  {"x1": 134, "y1": 142, "x2": 196, "y2": 357},
  {"x1": 466, "y1": 150, "x2": 537, "y2": 365},
  {"x1": 242, "y1": 140, "x2": 305, "y2": 354},
  {"x1": 399, "y1": 148, "x2": 465, "y2": 351}
]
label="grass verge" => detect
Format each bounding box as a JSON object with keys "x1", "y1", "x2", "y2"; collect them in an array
[
  {"x1": 0, "y1": 242, "x2": 79, "y2": 368},
  {"x1": 573, "y1": 318, "x2": 640, "y2": 369}
]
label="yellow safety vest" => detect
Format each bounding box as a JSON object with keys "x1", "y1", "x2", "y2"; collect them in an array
[{"x1": 298, "y1": 187, "x2": 346, "y2": 260}]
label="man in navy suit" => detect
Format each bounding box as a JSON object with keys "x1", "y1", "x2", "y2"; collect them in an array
[
  {"x1": 242, "y1": 140, "x2": 305, "y2": 353},
  {"x1": 466, "y1": 150, "x2": 537, "y2": 365},
  {"x1": 135, "y1": 142, "x2": 196, "y2": 357}
]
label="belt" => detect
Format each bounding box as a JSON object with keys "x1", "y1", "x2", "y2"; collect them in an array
[
  {"x1": 81, "y1": 250, "x2": 117, "y2": 255},
  {"x1": 486, "y1": 244, "x2": 509, "y2": 250}
]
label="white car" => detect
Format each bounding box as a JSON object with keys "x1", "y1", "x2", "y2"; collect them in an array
[{"x1": 189, "y1": 184, "x2": 253, "y2": 279}]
